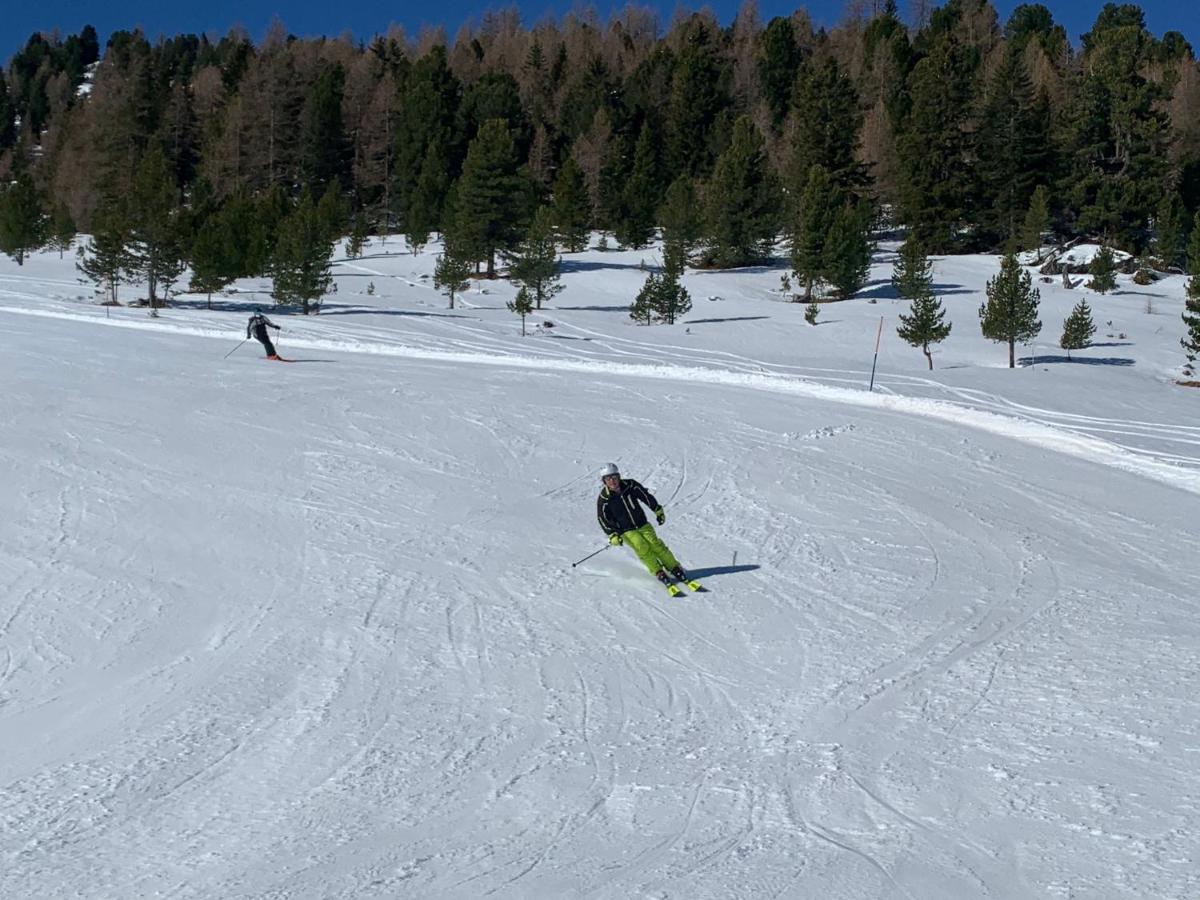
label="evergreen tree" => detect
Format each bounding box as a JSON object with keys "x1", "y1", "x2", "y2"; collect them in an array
[
  {"x1": 980, "y1": 253, "x2": 1042, "y2": 368},
  {"x1": 1154, "y1": 193, "x2": 1188, "y2": 270},
  {"x1": 1184, "y1": 213, "x2": 1200, "y2": 374},
  {"x1": 553, "y1": 157, "x2": 592, "y2": 253},
  {"x1": 1020, "y1": 185, "x2": 1051, "y2": 260},
  {"x1": 614, "y1": 122, "x2": 660, "y2": 250},
  {"x1": 704, "y1": 117, "x2": 780, "y2": 268},
  {"x1": 395, "y1": 46, "x2": 462, "y2": 232},
  {"x1": 271, "y1": 191, "x2": 334, "y2": 315},
  {"x1": 824, "y1": 199, "x2": 874, "y2": 301},
  {"x1": 407, "y1": 143, "x2": 451, "y2": 252},
  {"x1": 316, "y1": 184, "x2": 349, "y2": 244},
  {"x1": 1060, "y1": 298, "x2": 1096, "y2": 360},
  {"x1": 47, "y1": 203, "x2": 76, "y2": 258},
  {"x1": 974, "y1": 49, "x2": 1049, "y2": 246},
  {"x1": 76, "y1": 206, "x2": 133, "y2": 305},
  {"x1": 127, "y1": 147, "x2": 186, "y2": 309},
  {"x1": 0, "y1": 174, "x2": 46, "y2": 265},
  {"x1": 506, "y1": 206, "x2": 563, "y2": 310},
  {"x1": 896, "y1": 41, "x2": 973, "y2": 251},
  {"x1": 1087, "y1": 245, "x2": 1118, "y2": 293},
  {"x1": 507, "y1": 285, "x2": 535, "y2": 335},
  {"x1": 223, "y1": 190, "x2": 269, "y2": 278},
  {"x1": 666, "y1": 17, "x2": 728, "y2": 178},
  {"x1": 758, "y1": 17, "x2": 802, "y2": 129},
  {"x1": 189, "y1": 214, "x2": 236, "y2": 309},
  {"x1": 790, "y1": 164, "x2": 837, "y2": 301},
  {"x1": 897, "y1": 285, "x2": 951, "y2": 369},
  {"x1": 804, "y1": 301, "x2": 819, "y2": 325},
  {"x1": 433, "y1": 241, "x2": 472, "y2": 309},
  {"x1": 659, "y1": 176, "x2": 701, "y2": 275},
  {"x1": 891, "y1": 235, "x2": 933, "y2": 302},
  {"x1": 788, "y1": 57, "x2": 867, "y2": 195},
  {"x1": 652, "y1": 267, "x2": 692, "y2": 325},
  {"x1": 630, "y1": 273, "x2": 657, "y2": 325},
  {"x1": 346, "y1": 214, "x2": 369, "y2": 259},
  {"x1": 451, "y1": 118, "x2": 528, "y2": 276}
]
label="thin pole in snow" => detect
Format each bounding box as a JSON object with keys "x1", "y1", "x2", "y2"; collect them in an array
[{"x1": 868, "y1": 316, "x2": 883, "y2": 392}]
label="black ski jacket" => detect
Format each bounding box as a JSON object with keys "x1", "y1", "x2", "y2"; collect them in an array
[
  {"x1": 597, "y1": 479, "x2": 662, "y2": 536},
  {"x1": 247, "y1": 313, "x2": 279, "y2": 339}
]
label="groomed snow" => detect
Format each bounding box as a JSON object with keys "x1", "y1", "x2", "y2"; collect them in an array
[{"x1": 2, "y1": 238, "x2": 1198, "y2": 898}]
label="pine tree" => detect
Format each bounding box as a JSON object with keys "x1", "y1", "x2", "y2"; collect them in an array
[
  {"x1": 1183, "y1": 213, "x2": 1200, "y2": 375},
  {"x1": 316, "y1": 184, "x2": 349, "y2": 244},
  {"x1": 407, "y1": 143, "x2": 451, "y2": 253},
  {"x1": 891, "y1": 235, "x2": 933, "y2": 301},
  {"x1": 614, "y1": 123, "x2": 660, "y2": 250},
  {"x1": 127, "y1": 147, "x2": 185, "y2": 309},
  {"x1": 433, "y1": 241, "x2": 472, "y2": 309},
  {"x1": 824, "y1": 199, "x2": 874, "y2": 300},
  {"x1": 704, "y1": 117, "x2": 780, "y2": 268},
  {"x1": 788, "y1": 57, "x2": 867, "y2": 194},
  {"x1": 790, "y1": 164, "x2": 837, "y2": 301},
  {"x1": 47, "y1": 203, "x2": 76, "y2": 258},
  {"x1": 630, "y1": 273, "x2": 657, "y2": 325},
  {"x1": 189, "y1": 214, "x2": 236, "y2": 309},
  {"x1": 1060, "y1": 298, "x2": 1096, "y2": 360},
  {"x1": 271, "y1": 191, "x2": 334, "y2": 315},
  {"x1": 652, "y1": 268, "x2": 692, "y2": 325},
  {"x1": 1087, "y1": 245, "x2": 1118, "y2": 293},
  {"x1": 347, "y1": 214, "x2": 369, "y2": 259},
  {"x1": 665, "y1": 18, "x2": 728, "y2": 178},
  {"x1": 506, "y1": 206, "x2": 563, "y2": 310},
  {"x1": 1020, "y1": 186, "x2": 1050, "y2": 261},
  {"x1": 980, "y1": 253, "x2": 1042, "y2": 368},
  {"x1": 804, "y1": 301, "x2": 819, "y2": 325},
  {"x1": 659, "y1": 176, "x2": 701, "y2": 275},
  {"x1": 897, "y1": 287, "x2": 951, "y2": 369},
  {"x1": 451, "y1": 119, "x2": 528, "y2": 276},
  {"x1": 507, "y1": 285, "x2": 535, "y2": 335},
  {"x1": 758, "y1": 17, "x2": 802, "y2": 129},
  {"x1": 1154, "y1": 193, "x2": 1188, "y2": 270},
  {"x1": 553, "y1": 157, "x2": 591, "y2": 253},
  {"x1": 76, "y1": 206, "x2": 133, "y2": 305},
  {"x1": 0, "y1": 174, "x2": 46, "y2": 265}
]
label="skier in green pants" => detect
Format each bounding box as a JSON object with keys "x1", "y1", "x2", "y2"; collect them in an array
[{"x1": 596, "y1": 463, "x2": 696, "y2": 593}]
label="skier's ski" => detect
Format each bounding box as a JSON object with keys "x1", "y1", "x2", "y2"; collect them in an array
[
  {"x1": 655, "y1": 570, "x2": 683, "y2": 597},
  {"x1": 267, "y1": 356, "x2": 295, "y2": 363}
]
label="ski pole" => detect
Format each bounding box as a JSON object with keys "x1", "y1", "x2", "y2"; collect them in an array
[
  {"x1": 868, "y1": 316, "x2": 883, "y2": 392},
  {"x1": 571, "y1": 545, "x2": 611, "y2": 568},
  {"x1": 224, "y1": 338, "x2": 249, "y2": 359}
]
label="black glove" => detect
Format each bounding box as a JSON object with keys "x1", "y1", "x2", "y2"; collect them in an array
[{"x1": 655, "y1": 507, "x2": 665, "y2": 525}]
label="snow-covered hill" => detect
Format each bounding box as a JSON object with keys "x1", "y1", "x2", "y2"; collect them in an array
[{"x1": 2, "y1": 239, "x2": 1198, "y2": 898}]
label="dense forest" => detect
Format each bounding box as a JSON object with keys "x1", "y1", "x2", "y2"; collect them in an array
[{"x1": 0, "y1": 1, "x2": 1197, "y2": 312}]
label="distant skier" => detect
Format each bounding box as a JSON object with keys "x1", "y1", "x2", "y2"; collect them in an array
[
  {"x1": 247, "y1": 308, "x2": 282, "y2": 359},
  {"x1": 596, "y1": 463, "x2": 696, "y2": 593}
]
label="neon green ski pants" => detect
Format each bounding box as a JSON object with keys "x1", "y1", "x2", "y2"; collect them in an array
[{"x1": 621, "y1": 523, "x2": 681, "y2": 576}]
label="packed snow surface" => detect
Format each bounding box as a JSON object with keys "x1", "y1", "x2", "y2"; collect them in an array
[{"x1": 2, "y1": 238, "x2": 1198, "y2": 898}]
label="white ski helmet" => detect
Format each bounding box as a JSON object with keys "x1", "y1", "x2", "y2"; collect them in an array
[{"x1": 599, "y1": 462, "x2": 620, "y2": 480}]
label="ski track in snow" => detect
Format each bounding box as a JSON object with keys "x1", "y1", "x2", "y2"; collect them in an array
[{"x1": 2, "y1": 247, "x2": 1199, "y2": 898}]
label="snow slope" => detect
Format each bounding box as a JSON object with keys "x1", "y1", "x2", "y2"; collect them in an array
[{"x1": 1, "y1": 239, "x2": 1198, "y2": 898}]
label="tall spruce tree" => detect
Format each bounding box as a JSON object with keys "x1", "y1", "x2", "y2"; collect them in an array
[
  {"x1": 790, "y1": 164, "x2": 838, "y2": 301},
  {"x1": 1020, "y1": 186, "x2": 1051, "y2": 260},
  {"x1": 47, "y1": 203, "x2": 76, "y2": 258},
  {"x1": 824, "y1": 199, "x2": 874, "y2": 300},
  {"x1": 896, "y1": 41, "x2": 973, "y2": 251},
  {"x1": 758, "y1": 17, "x2": 803, "y2": 129},
  {"x1": 891, "y1": 235, "x2": 934, "y2": 302},
  {"x1": 408, "y1": 143, "x2": 451, "y2": 251},
  {"x1": 271, "y1": 191, "x2": 334, "y2": 315},
  {"x1": 553, "y1": 157, "x2": 592, "y2": 253},
  {"x1": 788, "y1": 57, "x2": 867, "y2": 195},
  {"x1": 980, "y1": 253, "x2": 1042, "y2": 368},
  {"x1": 395, "y1": 46, "x2": 462, "y2": 233},
  {"x1": 189, "y1": 214, "x2": 236, "y2": 309},
  {"x1": 451, "y1": 119, "x2": 528, "y2": 276},
  {"x1": 1155, "y1": 193, "x2": 1188, "y2": 270},
  {"x1": 127, "y1": 146, "x2": 186, "y2": 309},
  {"x1": 665, "y1": 17, "x2": 728, "y2": 178},
  {"x1": 0, "y1": 173, "x2": 46, "y2": 265},
  {"x1": 703, "y1": 117, "x2": 780, "y2": 268},
  {"x1": 659, "y1": 176, "x2": 702, "y2": 275},
  {"x1": 301, "y1": 63, "x2": 350, "y2": 195},
  {"x1": 1060, "y1": 298, "x2": 1096, "y2": 360},
  {"x1": 506, "y1": 206, "x2": 563, "y2": 310},
  {"x1": 614, "y1": 122, "x2": 661, "y2": 250},
  {"x1": 76, "y1": 206, "x2": 133, "y2": 305}
]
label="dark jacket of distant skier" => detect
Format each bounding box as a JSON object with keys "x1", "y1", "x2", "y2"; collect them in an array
[{"x1": 247, "y1": 311, "x2": 280, "y2": 358}]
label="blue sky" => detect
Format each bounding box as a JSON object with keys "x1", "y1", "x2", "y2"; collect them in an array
[{"x1": 3, "y1": 1, "x2": 1197, "y2": 67}]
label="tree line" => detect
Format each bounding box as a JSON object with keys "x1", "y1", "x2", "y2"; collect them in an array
[{"x1": 0, "y1": 2, "x2": 1198, "y2": 362}]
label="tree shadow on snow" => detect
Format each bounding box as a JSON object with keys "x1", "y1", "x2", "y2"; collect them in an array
[
  {"x1": 856, "y1": 279, "x2": 973, "y2": 301},
  {"x1": 1019, "y1": 354, "x2": 1135, "y2": 366},
  {"x1": 684, "y1": 316, "x2": 771, "y2": 325},
  {"x1": 554, "y1": 304, "x2": 632, "y2": 312},
  {"x1": 559, "y1": 259, "x2": 657, "y2": 274},
  {"x1": 686, "y1": 564, "x2": 761, "y2": 580},
  {"x1": 317, "y1": 307, "x2": 473, "y2": 320}
]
